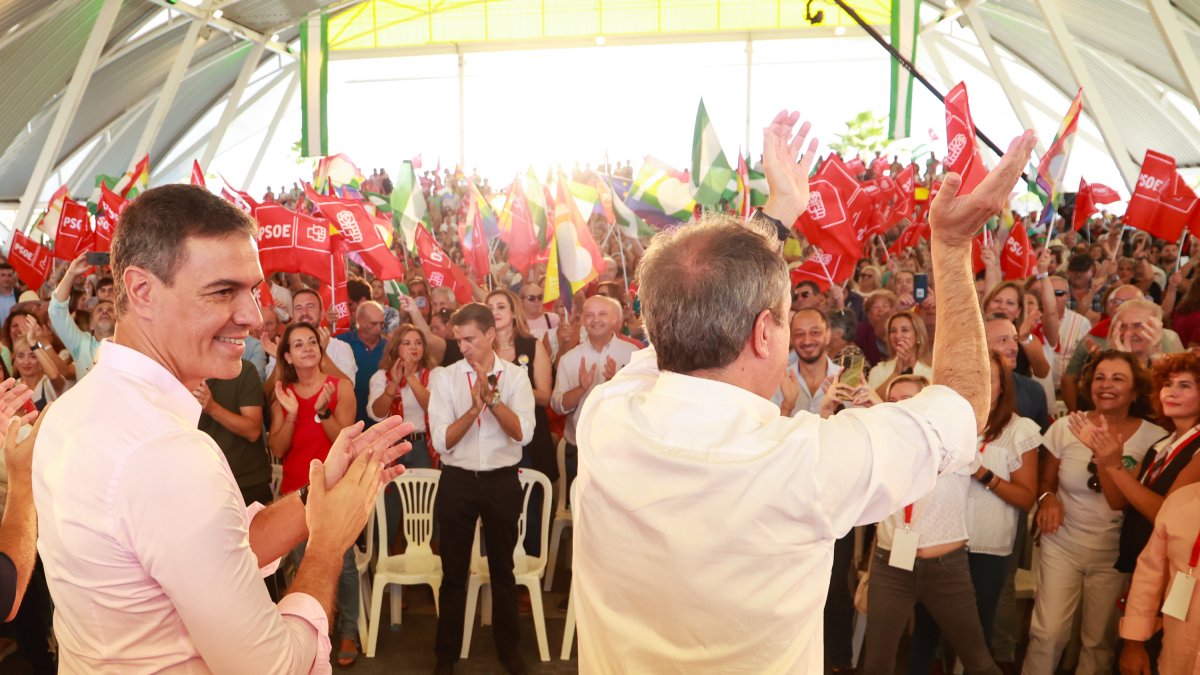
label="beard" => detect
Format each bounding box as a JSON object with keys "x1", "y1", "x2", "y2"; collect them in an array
[{"x1": 796, "y1": 349, "x2": 826, "y2": 365}]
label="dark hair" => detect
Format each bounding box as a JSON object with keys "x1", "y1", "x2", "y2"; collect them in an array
[
  {"x1": 594, "y1": 281, "x2": 627, "y2": 306},
  {"x1": 1150, "y1": 351, "x2": 1200, "y2": 430},
  {"x1": 95, "y1": 276, "x2": 114, "y2": 290},
  {"x1": 292, "y1": 287, "x2": 322, "y2": 309},
  {"x1": 794, "y1": 279, "x2": 820, "y2": 294},
  {"x1": 111, "y1": 184, "x2": 257, "y2": 315},
  {"x1": 347, "y1": 277, "x2": 371, "y2": 304},
  {"x1": 984, "y1": 350, "x2": 1018, "y2": 443},
  {"x1": 430, "y1": 308, "x2": 453, "y2": 324},
  {"x1": 791, "y1": 307, "x2": 830, "y2": 329},
  {"x1": 1079, "y1": 349, "x2": 1154, "y2": 419},
  {"x1": 449, "y1": 302, "x2": 496, "y2": 332},
  {"x1": 278, "y1": 322, "x2": 323, "y2": 386},
  {"x1": 0, "y1": 264, "x2": 12, "y2": 272}
]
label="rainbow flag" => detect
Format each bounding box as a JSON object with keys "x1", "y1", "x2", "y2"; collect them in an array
[
  {"x1": 1036, "y1": 88, "x2": 1083, "y2": 226},
  {"x1": 466, "y1": 178, "x2": 499, "y2": 240}
]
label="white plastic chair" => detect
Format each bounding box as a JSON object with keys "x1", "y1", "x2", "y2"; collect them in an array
[
  {"x1": 354, "y1": 503, "x2": 376, "y2": 650},
  {"x1": 269, "y1": 463, "x2": 283, "y2": 500},
  {"x1": 366, "y1": 468, "x2": 442, "y2": 658},
  {"x1": 461, "y1": 468, "x2": 553, "y2": 662},
  {"x1": 543, "y1": 438, "x2": 572, "y2": 591},
  {"x1": 560, "y1": 482, "x2": 579, "y2": 660}
]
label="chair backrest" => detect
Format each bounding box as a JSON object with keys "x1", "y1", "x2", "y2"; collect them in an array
[
  {"x1": 516, "y1": 468, "x2": 553, "y2": 569},
  {"x1": 269, "y1": 463, "x2": 283, "y2": 500},
  {"x1": 553, "y1": 439, "x2": 570, "y2": 518},
  {"x1": 376, "y1": 468, "x2": 441, "y2": 558}
]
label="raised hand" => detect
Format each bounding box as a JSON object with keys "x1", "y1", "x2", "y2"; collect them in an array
[
  {"x1": 322, "y1": 415, "x2": 414, "y2": 489},
  {"x1": 274, "y1": 382, "x2": 299, "y2": 420},
  {"x1": 761, "y1": 110, "x2": 820, "y2": 227},
  {"x1": 261, "y1": 331, "x2": 279, "y2": 360},
  {"x1": 579, "y1": 359, "x2": 597, "y2": 390},
  {"x1": 317, "y1": 326, "x2": 332, "y2": 350},
  {"x1": 0, "y1": 380, "x2": 36, "y2": 427},
  {"x1": 780, "y1": 369, "x2": 800, "y2": 409},
  {"x1": 928, "y1": 130, "x2": 1036, "y2": 248}
]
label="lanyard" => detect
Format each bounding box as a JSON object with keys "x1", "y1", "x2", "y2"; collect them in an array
[
  {"x1": 1143, "y1": 425, "x2": 1200, "y2": 487},
  {"x1": 979, "y1": 442, "x2": 989, "y2": 454},
  {"x1": 1190, "y1": 529, "x2": 1200, "y2": 575},
  {"x1": 903, "y1": 504, "x2": 914, "y2": 530},
  {"x1": 465, "y1": 370, "x2": 501, "y2": 428}
]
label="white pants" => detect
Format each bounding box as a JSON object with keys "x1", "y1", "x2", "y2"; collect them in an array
[{"x1": 1021, "y1": 535, "x2": 1129, "y2": 675}]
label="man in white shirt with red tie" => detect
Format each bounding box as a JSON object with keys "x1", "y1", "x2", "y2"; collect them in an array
[
  {"x1": 428, "y1": 303, "x2": 536, "y2": 675},
  {"x1": 550, "y1": 295, "x2": 638, "y2": 497},
  {"x1": 572, "y1": 112, "x2": 1038, "y2": 673}
]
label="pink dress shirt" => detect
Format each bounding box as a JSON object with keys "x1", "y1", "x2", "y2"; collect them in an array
[
  {"x1": 32, "y1": 342, "x2": 331, "y2": 674},
  {"x1": 1120, "y1": 482, "x2": 1200, "y2": 675}
]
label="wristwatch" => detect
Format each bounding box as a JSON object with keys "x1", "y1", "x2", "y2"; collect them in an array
[
  {"x1": 314, "y1": 407, "x2": 333, "y2": 422},
  {"x1": 298, "y1": 484, "x2": 310, "y2": 505},
  {"x1": 487, "y1": 390, "x2": 501, "y2": 409}
]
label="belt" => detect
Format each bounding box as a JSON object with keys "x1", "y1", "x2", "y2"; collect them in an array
[
  {"x1": 405, "y1": 431, "x2": 428, "y2": 442},
  {"x1": 441, "y1": 463, "x2": 518, "y2": 478}
]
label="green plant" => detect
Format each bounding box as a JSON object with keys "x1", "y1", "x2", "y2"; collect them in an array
[{"x1": 828, "y1": 110, "x2": 889, "y2": 156}]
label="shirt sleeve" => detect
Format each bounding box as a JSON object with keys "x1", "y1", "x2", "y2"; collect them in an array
[
  {"x1": 327, "y1": 341, "x2": 357, "y2": 383},
  {"x1": 427, "y1": 367, "x2": 455, "y2": 455},
  {"x1": 1119, "y1": 495, "x2": 1173, "y2": 641},
  {"x1": 1044, "y1": 419, "x2": 1068, "y2": 460},
  {"x1": 48, "y1": 297, "x2": 89, "y2": 365},
  {"x1": 550, "y1": 349, "x2": 579, "y2": 415},
  {"x1": 366, "y1": 370, "x2": 389, "y2": 423},
  {"x1": 1065, "y1": 340, "x2": 1091, "y2": 377},
  {"x1": 116, "y1": 432, "x2": 329, "y2": 674},
  {"x1": 806, "y1": 384, "x2": 978, "y2": 536},
  {"x1": 503, "y1": 366, "x2": 536, "y2": 445}
]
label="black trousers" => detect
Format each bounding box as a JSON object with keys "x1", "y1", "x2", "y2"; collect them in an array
[
  {"x1": 435, "y1": 464, "x2": 523, "y2": 663},
  {"x1": 824, "y1": 531, "x2": 856, "y2": 669}
]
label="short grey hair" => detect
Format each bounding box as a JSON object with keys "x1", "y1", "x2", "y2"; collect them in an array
[
  {"x1": 1113, "y1": 298, "x2": 1163, "y2": 322},
  {"x1": 638, "y1": 214, "x2": 790, "y2": 373},
  {"x1": 111, "y1": 184, "x2": 257, "y2": 316}
]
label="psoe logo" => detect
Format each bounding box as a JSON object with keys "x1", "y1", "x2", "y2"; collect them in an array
[
  {"x1": 947, "y1": 134, "x2": 967, "y2": 166},
  {"x1": 336, "y1": 210, "x2": 363, "y2": 243},
  {"x1": 808, "y1": 191, "x2": 827, "y2": 220},
  {"x1": 307, "y1": 222, "x2": 328, "y2": 244},
  {"x1": 428, "y1": 271, "x2": 445, "y2": 286}
]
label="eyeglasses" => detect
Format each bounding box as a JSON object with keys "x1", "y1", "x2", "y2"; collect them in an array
[
  {"x1": 522, "y1": 294, "x2": 541, "y2": 302},
  {"x1": 1086, "y1": 461, "x2": 1102, "y2": 492},
  {"x1": 793, "y1": 290, "x2": 813, "y2": 300},
  {"x1": 1054, "y1": 290, "x2": 1069, "y2": 297}
]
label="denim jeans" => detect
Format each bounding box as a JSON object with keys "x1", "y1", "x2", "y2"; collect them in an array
[{"x1": 292, "y1": 541, "x2": 360, "y2": 639}]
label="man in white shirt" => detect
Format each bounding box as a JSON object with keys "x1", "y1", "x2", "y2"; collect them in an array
[
  {"x1": 573, "y1": 113, "x2": 1037, "y2": 672},
  {"x1": 32, "y1": 185, "x2": 413, "y2": 674},
  {"x1": 550, "y1": 295, "x2": 638, "y2": 496},
  {"x1": 428, "y1": 303, "x2": 535, "y2": 675},
  {"x1": 774, "y1": 307, "x2": 840, "y2": 416}
]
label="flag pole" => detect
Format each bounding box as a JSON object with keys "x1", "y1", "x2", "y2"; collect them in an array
[
  {"x1": 813, "y1": 246, "x2": 836, "y2": 288},
  {"x1": 1175, "y1": 228, "x2": 1187, "y2": 272},
  {"x1": 614, "y1": 224, "x2": 631, "y2": 291}
]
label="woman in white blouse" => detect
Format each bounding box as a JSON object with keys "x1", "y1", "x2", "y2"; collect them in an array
[
  {"x1": 368, "y1": 323, "x2": 436, "y2": 468},
  {"x1": 866, "y1": 310, "x2": 933, "y2": 392},
  {"x1": 908, "y1": 351, "x2": 1041, "y2": 672},
  {"x1": 1024, "y1": 350, "x2": 1166, "y2": 675},
  {"x1": 862, "y1": 375, "x2": 1001, "y2": 675}
]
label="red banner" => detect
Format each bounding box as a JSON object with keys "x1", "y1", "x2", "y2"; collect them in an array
[
  {"x1": 797, "y1": 157, "x2": 865, "y2": 259},
  {"x1": 55, "y1": 199, "x2": 93, "y2": 260},
  {"x1": 1000, "y1": 224, "x2": 1038, "y2": 280},
  {"x1": 1072, "y1": 178, "x2": 1122, "y2": 232},
  {"x1": 944, "y1": 82, "x2": 989, "y2": 195},
  {"x1": 414, "y1": 224, "x2": 474, "y2": 304},
  {"x1": 94, "y1": 184, "x2": 128, "y2": 253},
  {"x1": 8, "y1": 231, "x2": 53, "y2": 290},
  {"x1": 790, "y1": 249, "x2": 855, "y2": 291},
  {"x1": 305, "y1": 185, "x2": 405, "y2": 280},
  {"x1": 1125, "y1": 150, "x2": 1198, "y2": 241}
]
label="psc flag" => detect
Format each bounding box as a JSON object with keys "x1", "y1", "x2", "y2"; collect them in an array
[
  {"x1": 7, "y1": 231, "x2": 53, "y2": 291},
  {"x1": 1036, "y1": 88, "x2": 1083, "y2": 225},
  {"x1": 790, "y1": 249, "x2": 855, "y2": 291},
  {"x1": 628, "y1": 157, "x2": 696, "y2": 226},
  {"x1": 390, "y1": 160, "x2": 430, "y2": 253},
  {"x1": 943, "y1": 83, "x2": 988, "y2": 195},
  {"x1": 93, "y1": 184, "x2": 128, "y2": 253},
  {"x1": 414, "y1": 224, "x2": 473, "y2": 305},
  {"x1": 54, "y1": 198, "x2": 93, "y2": 261},
  {"x1": 34, "y1": 186, "x2": 70, "y2": 240},
  {"x1": 889, "y1": 0, "x2": 921, "y2": 139},
  {"x1": 690, "y1": 99, "x2": 735, "y2": 207},
  {"x1": 1125, "y1": 150, "x2": 1199, "y2": 241},
  {"x1": 299, "y1": 12, "x2": 329, "y2": 158},
  {"x1": 1071, "y1": 178, "x2": 1121, "y2": 232}
]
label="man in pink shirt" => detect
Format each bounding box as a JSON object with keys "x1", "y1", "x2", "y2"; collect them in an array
[{"x1": 32, "y1": 185, "x2": 413, "y2": 674}]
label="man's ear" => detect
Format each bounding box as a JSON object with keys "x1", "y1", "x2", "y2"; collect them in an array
[
  {"x1": 750, "y1": 308, "x2": 773, "y2": 359},
  {"x1": 122, "y1": 266, "x2": 158, "y2": 321}
]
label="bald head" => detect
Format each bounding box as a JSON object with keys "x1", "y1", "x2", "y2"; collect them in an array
[
  {"x1": 356, "y1": 300, "x2": 386, "y2": 344},
  {"x1": 582, "y1": 295, "x2": 622, "y2": 343}
]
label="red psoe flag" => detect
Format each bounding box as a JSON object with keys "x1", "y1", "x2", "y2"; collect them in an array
[
  {"x1": 8, "y1": 231, "x2": 54, "y2": 290},
  {"x1": 254, "y1": 204, "x2": 298, "y2": 276},
  {"x1": 414, "y1": 224, "x2": 473, "y2": 304},
  {"x1": 943, "y1": 82, "x2": 989, "y2": 195},
  {"x1": 1125, "y1": 150, "x2": 1198, "y2": 241},
  {"x1": 94, "y1": 184, "x2": 128, "y2": 253},
  {"x1": 55, "y1": 198, "x2": 94, "y2": 260},
  {"x1": 790, "y1": 249, "x2": 855, "y2": 291},
  {"x1": 1072, "y1": 178, "x2": 1122, "y2": 232},
  {"x1": 305, "y1": 184, "x2": 404, "y2": 280},
  {"x1": 322, "y1": 236, "x2": 351, "y2": 335},
  {"x1": 1000, "y1": 225, "x2": 1038, "y2": 280}
]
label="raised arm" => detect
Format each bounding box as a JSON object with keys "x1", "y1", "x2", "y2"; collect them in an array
[{"x1": 929, "y1": 131, "x2": 1037, "y2": 432}]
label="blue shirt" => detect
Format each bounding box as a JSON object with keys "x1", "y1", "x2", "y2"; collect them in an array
[
  {"x1": 0, "y1": 289, "x2": 18, "y2": 328},
  {"x1": 336, "y1": 331, "x2": 385, "y2": 426}
]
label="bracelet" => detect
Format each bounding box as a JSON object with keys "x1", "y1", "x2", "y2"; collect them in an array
[
  {"x1": 298, "y1": 484, "x2": 309, "y2": 505},
  {"x1": 1035, "y1": 272, "x2": 1048, "y2": 280},
  {"x1": 1037, "y1": 491, "x2": 1054, "y2": 504},
  {"x1": 986, "y1": 475, "x2": 1001, "y2": 491},
  {"x1": 976, "y1": 469, "x2": 996, "y2": 486}
]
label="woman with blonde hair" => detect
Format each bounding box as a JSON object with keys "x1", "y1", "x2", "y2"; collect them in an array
[{"x1": 867, "y1": 311, "x2": 932, "y2": 391}]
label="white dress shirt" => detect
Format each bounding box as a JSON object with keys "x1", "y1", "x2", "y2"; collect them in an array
[
  {"x1": 550, "y1": 334, "x2": 639, "y2": 445},
  {"x1": 33, "y1": 342, "x2": 329, "y2": 674},
  {"x1": 325, "y1": 338, "x2": 357, "y2": 383},
  {"x1": 428, "y1": 354, "x2": 535, "y2": 470},
  {"x1": 574, "y1": 346, "x2": 977, "y2": 673}
]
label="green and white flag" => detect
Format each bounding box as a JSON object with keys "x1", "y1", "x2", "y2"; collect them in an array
[
  {"x1": 300, "y1": 13, "x2": 328, "y2": 157},
  {"x1": 390, "y1": 160, "x2": 429, "y2": 253},
  {"x1": 690, "y1": 99, "x2": 734, "y2": 207},
  {"x1": 889, "y1": 0, "x2": 921, "y2": 140},
  {"x1": 748, "y1": 166, "x2": 768, "y2": 207}
]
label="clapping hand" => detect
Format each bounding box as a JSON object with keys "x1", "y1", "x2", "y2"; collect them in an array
[
  {"x1": 192, "y1": 381, "x2": 213, "y2": 414},
  {"x1": 578, "y1": 359, "x2": 597, "y2": 390},
  {"x1": 0, "y1": 379, "x2": 36, "y2": 428},
  {"x1": 321, "y1": 415, "x2": 414, "y2": 490},
  {"x1": 314, "y1": 381, "x2": 336, "y2": 414},
  {"x1": 1068, "y1": 412, "x2": 1123, "y2": 468},
  {"x1": 602, "y1": 356, "x2": 618, "y2": 381},
  {"x1": 274, "y1": 382, "x2": 299, "y2": 420}
]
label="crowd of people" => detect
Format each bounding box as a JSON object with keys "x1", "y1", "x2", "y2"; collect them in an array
[{"x1": 0, "y1": 108, "x2": 1194, "y2": 675}]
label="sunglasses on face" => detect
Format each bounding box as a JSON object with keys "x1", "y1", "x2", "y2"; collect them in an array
[
  {"x1": 793, "y1": 290, "x2": 813, "y2": 300},
  {"x1": 523, "y1": 294, "x2": 541, "y2": 302},
  {"x1": 1054, "y1": 290, "x2": 1069, "y2": 297}
]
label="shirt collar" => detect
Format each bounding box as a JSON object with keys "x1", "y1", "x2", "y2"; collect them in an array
[
  {"x1": 96, "y1": 342, "x2": 202, "y2": 424},
  {"x1": 583, "y1": 334, "x2": 617, "y2": 354},
  {"x1": 652, "y1": 370, "x2": 779, "y2": 422},
  {"x1": 453, "y1": 352, "x2": 506, "y2": 377}
]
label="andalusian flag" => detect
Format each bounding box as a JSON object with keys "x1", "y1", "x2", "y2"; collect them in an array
[
  {"x1": 300, "y1": 12, "x2": 329, "y2": 157},
  {"x1": 523, "y1": 169, "x2": 552, "y2": 248},
  {"x1": 390, "y1": 160, "x2": 430, "y2": 253},
  {"x1": 889, "y1": 0, "x2": 921, "y2": 139},
  {"x1": 691, "y1": 99, "x2": 734, "y2": 207},
  {"x1": 1036, "y1": 88, "x2": 1083, "y2": 226},
  {"x1": 115, "y1": 155, "x2": 149, "y2": 200},
  {"x1": 748, "y1": 165, "x2": 769, "y2": 207},
  {"x1": 628, "y1": 156, "x2": 696, "y2": 225}
]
